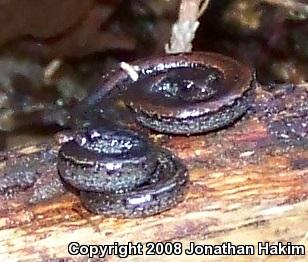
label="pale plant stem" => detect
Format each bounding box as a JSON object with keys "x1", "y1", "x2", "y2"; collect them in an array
[{"x1": 165, "y1": 0, "x2": 210, "y2": 54}]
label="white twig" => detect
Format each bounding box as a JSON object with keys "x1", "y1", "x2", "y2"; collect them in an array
[
  {"x1": 120, "y1": 62, "x2": 140, "y2": 82},
  {"x1": 165, "y1": 0, "x2": 210, "y2": 54},
  {"x1": 198, "y1": 0, "x2": 210, "y2": 18}
]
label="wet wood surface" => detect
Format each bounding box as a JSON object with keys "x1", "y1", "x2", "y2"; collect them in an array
[{"x1": 0, "y1": 85, "x2": 307, "y2": 261}]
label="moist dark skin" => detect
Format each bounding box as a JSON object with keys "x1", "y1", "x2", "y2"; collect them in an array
[
  {"x1": 58, "y1": 52, "x2": 254, "y2": 218},
  {"x1": 58, "y1": 129, "x2": 159, "y2": 193},
  {"x1": 58, "y1": 128, "x2": 189, "y2": 218},
  {"x1": 81, "y1": 52, "x2": 254, "y2": 134},
  {"x1": 79, "y1": 151, "x2": 188, "y2": 218},
  {"x1": 0, "y1": 52, "x2": 253, "y2": 217}
]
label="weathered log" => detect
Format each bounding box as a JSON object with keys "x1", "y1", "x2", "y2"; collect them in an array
[{"x1": 0, "y1": 85, "x2": 307, "y2": 261}]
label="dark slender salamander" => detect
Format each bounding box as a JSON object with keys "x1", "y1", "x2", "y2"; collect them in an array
[
  {"x1": 81, "y1": 52, "x2": 254, "y2": 134},
  {"x1": 79, "y1": 150, "x2": 188, "y2": 218},
  {"x1": 0, "y1": 52, "x2": 255, "y2": 216},
  {"x1": 57, "y1": 52, "x2": 254, "y2": 218},
  {"x1": 59, "y1": 128, "x2": 161, "y2": 193},
  {"x1": 58, "y1": 128, "x2": 189, "y2": 217}
]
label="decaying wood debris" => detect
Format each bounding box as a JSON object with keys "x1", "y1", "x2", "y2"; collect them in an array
[{"x1": 0, "y1": 84, "x2": 307, "y2": 261}]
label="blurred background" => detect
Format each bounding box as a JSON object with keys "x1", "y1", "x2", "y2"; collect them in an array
[{"x1": 0, "y1": 0, "x2": 307, "y2": 149}]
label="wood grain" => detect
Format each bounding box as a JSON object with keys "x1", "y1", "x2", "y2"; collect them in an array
[{"x1": 0, "y1": 86, "x2": 307, "y2": 261}]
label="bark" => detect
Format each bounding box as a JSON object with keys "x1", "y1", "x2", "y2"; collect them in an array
[{"x1": 0, "y1": 85, "x2": 307, "y2": 261}]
